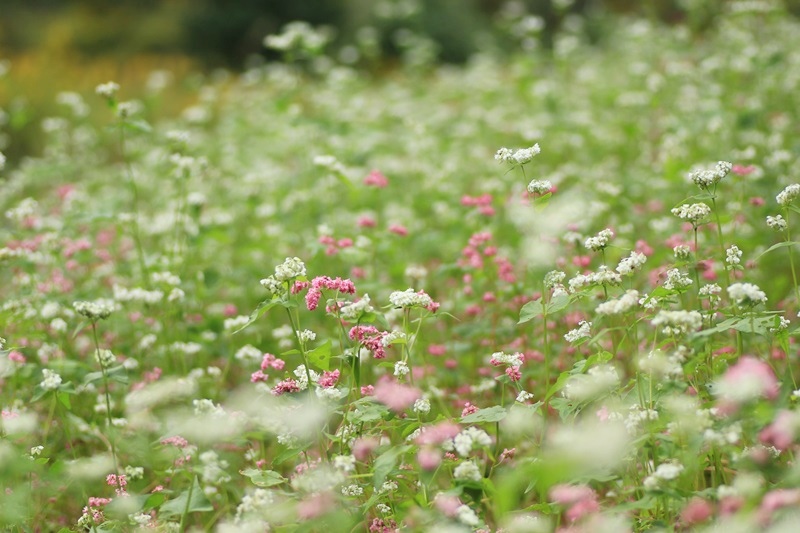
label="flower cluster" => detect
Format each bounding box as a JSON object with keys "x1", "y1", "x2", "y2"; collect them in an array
[
  {"x1": 495, "y1": 143, "x2": 541, "y2": 166},
  {"x1": 689, "y1": 161, "x2": 732, "y2": 190}
]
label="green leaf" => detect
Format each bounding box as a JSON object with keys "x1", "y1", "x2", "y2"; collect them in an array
[
  {"x1": 123, "y1": 118, "x2": 153, "y2": 133},
  {"x1": 518, "y1": 298, "x2": 544, "y2": 324},
  {"x1": 756, "y1": 241, "x2": 799, "y2": 260},
  {"x1": 158, "y1": 477, "x2": 213, "y2": 517},
  {"x1": 306, "y1": 339, "x2": 332, "y2": 371},
  {"x1": 240, "y1": 468, "x2": 287, "y2": 487},
  {"x1": 533, "y1": 192, "x2": 552, "y2": 210},
  {"x1": 57, "y1": 392, "x2": 71, "y2": 410},
  {"x1": 234, "y1": 299, "x2": 281, "y2": 334},
  {"x1": 143, "y1": 492, "x2": 167, "y2": 510},
  {"x1": 373, "y1": 445, "x2": 412, "y2": 489},
  {"x1": 547, "y1": 293, "x2": 570, "y2": 314},
  {"x1": 460, "y1": 405, "x2": 507, "y2": 424}
]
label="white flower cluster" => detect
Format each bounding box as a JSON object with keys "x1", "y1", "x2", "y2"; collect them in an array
[
  {"x1": 393, "y1": 361, "x2": 409, "y2": 377},
  {"x1": 95, "y1": 81, "x2": 120, "y2": 98},
  {"x1": 637, "y1": 349, "x2": 684, "y2": 379},
  {"x1": 444, "y1": 427, "x2": 493, "y2": 457},
  {"x1": 671, "y1": 202, "x2": 711, "y2": 225},
  {"x1": 200, "y1": 450, "x2": 231, "y2": 485},
  {"x1": 489, "y1": 351, "x2": 524, "y2": 367},
  {"x1": 623, "y1": 404, "x2": 660, "y2": 434},
  {"x1": 564, "y1": 320, "x2": 592, "y2": 343},
  {"x1": 673, "y1": 245, "x2": 691, "y2": 260},
  {"x1": 313, "y1": 154, "x2": 347, "y2": 175},
  {"x1": 699, "y1": 283, "x2": 722, "y2": 305},
  {"x1": 584, "y1": 228, "x2": 614, "y2": 251},
  {"x1": 726, "y1": 245, "x2": 743, "y2": 268},
  {"x1": 495, "y1": 143, "x2": 541, "y2": 165},
  {"x1": 389, "y1": 288, "x2": 432, "y2": 309},
  {"x1": 260, "y1": 257, "x2": 306, "y2": 297},
  {"x1": 727, "y1": 282, "x2": 767, "y2": 306},
  {"x1": 40, "y1": 368, "x2": 62, "y2": 391},
  {"x1": 777, "y1": 183, "x2": 800, "y2": 206},
  {"x1": 770, "y1": 316, "x2": 791, "y2": 333},
  {"x1": 342, "y1": 484, "x2": 363, "y2": 497},
  {"x1": 595, "y1": 290, "x2": 640, "y2": 315},
  {"x1": 339, "y1": 294, "x2": 374, "y2": 320},
  {"x1": 767, "y1": 214, "x2": 787, "y2": 231},
  {"x1": 151, "y1": 271, "x2": 181, "y2": 286},
  {"x1": 413, "y1": 398, "x2": 431, "y2": 414},
  {"x1": 562, "y1": 364, "x2": 620, "y2": 402},
  {"x1": 297, "y1": 329, "x2": 316, "y2": 344},
  {"x1": 544, "y1": 270, "x2": 566, "y2": 288},
  {"x1": 527, "y1": 179, "x2": 552, "y2": 195},
  {"x1": 651, "y1": 310, "x2": 703, "y2": 336},
  {"x1": 113, "y1": 285, "x2": 164, "y2": 304},
  {"x1": 224, "y1": 315, "x2": 250, "y2": 333},
  {"x1": 569, "y1": 266, "x2": 622, "y2": 292},
  {"x1": 616, "y1": 251, "x2": 647, "y2": 276},
  {"x1": 73, "y1": 299, "x2": 116, "y2": 320},
  {"x1": 689, "y1": 161, "x2": 732, "y2": 190},
  {"x1": 5, "y1": 197, "x2": 38, "y2": 223},
  {"x1": 643, "y1": 461, "x2": 684, "y2": 490},
  {"x1": 264, "y1": 21, "x2": 330, "y2": 53},
  {"x1": 94, "y1": 349, "x2": 116, "y2": 369},
  {"x1": 516, "y1": 390, "x2": 535, "y2": 403},
  {"x1": 663, "y1": 269, "x2": 693, "y2": 291},
  {"x1": 381, "y1": 329, "x2": 407, "y2": 347},
  {"x1": 456, "y1": 505, "x2": 480, "y2": 527},
  {"x1": 453, "y1": 460, "x2": 482, "y2": 482},
  {"x1": 333, "y1": 454, "x2": 356, "y2": 472}
]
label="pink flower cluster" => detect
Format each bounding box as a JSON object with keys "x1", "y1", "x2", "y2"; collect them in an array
[
  {"x1": 364, "y1": 169, "x2": 389, "y2": 188},
  {"x1": 318, "y1": 369, "x2": 340, "y2": 388},
  {"x1": 461, "y1": 193, "x2": 495, "y2": 216},
  {"x1": 373, "y1": 379, "x2": 422, "y2": 412},
  {"x1": 549, "y1": 484, "x2": 599, "y2": 523},
  {"x1": 305, "y1": 276, "x2": 357, "y2": 311},
  {"x1": 250, "y1": 353, "x2": 286, "y2": 383},
  {"x1": 349, "y1": 325, "x2": 388, "y2": 359},
  {"x1": 319, "y1": 235, "x2": 354, "y2": 256},
  {"x1": 272, "y1": 379, "x2": 301, "y2": 396},
  {"x1": 160, "y1": 435, "x2": 189, "y2": 448}
]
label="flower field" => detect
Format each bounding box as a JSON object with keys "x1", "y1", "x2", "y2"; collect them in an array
[{"x1": 3, "y1": 4, "x2": 800, "y2": 532}]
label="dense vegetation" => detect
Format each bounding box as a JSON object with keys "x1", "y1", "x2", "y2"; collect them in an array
[{"x1": 2, "y1": 2, "x2": 800, "y2": 531}]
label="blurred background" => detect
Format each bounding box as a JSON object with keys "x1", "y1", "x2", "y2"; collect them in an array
[{"x1": 0, "y1": 0, "x2": 797, "y2": 164}]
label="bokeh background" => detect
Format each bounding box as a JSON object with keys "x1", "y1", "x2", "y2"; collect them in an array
[{"x1": 1, "y1": 0, "x2": 798, "y2": 164}]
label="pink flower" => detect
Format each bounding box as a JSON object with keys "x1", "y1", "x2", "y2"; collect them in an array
[
  {"x1": 759, "y1": 410, "x2": 797, "y2": 450},
  {"x1": 352, "y1": 437, "x2": 379, "y2": 461},
  {"x1": 732, "y1": 164, "x2": 756, "y2": 175},
  {"x1": 349, "y1": 325, "x2": 388, "y2": 359},
  {"x1": 680, "y1": 497, "x2": 713, "y2": 526},
  {"x1": 760, "y1": 489, "x2": 800, "y2": 518},
  {"x1": 461, "y1": 403, "x2": 479, "y2": 417},
  {"x1": 415, "y1": 421, "x2": 461, "y2": 446},
  {"x1": 428, "y1": 344, "x2": 446, "y2": 356},
  {"x1": 297, "y1": 492, "x2": 334, "y2": 520},
  {"x1": 8, "y1": 351, "x2": 25, "y2": 364},
  {"x1": 364, "y1": 170, "x2": 389, "y2": 188},
  {"x1": 718, "y1": 356, "x2": 779, "y2": 407},
  {"x1": 565, "y1": 498, "x2": 599, "y2": 523},
  {"x1": 417, "y1": 447, "x2": 443, "y2": 470},
  {"x1": 434, "y1": 493, "x2": 462, "y2": 516},
  {"x1": 358, "y1": 216, "x2": 376, "y2": 228},
  {"x1": 160, "y1": 435, "x2": 189, "y2": 448},
  {"x1": 373, "y1": 380, "x2": 422, "y2": 412},
  {"x1": 318, "y1": 370, "x2": 340, "y2": 388},
  {"x1": 549, "y1": 484, "x2": 596, "y2": 506},
  {"x1": 261, "y1": 353, "x2": 285, "y2": 371},
  {"x1": 505, "y1": 366, "x2": 522, "y2": 382},
  {"x1": 388, "y1": 224, "x2": 408, "y2": 236},
  {"x1": 272, "y1": 379, "x2": 301, "y2": 396}
]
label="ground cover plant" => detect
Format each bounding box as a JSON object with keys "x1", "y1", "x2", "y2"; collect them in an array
[{"x1": 3, "y1": 2, "x2": 800, "y2": 531}]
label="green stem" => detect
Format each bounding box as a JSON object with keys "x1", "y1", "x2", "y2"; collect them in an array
[
  {"x1": 784, "y1": 211, "x2": 800, "y2": 307},
  {"x1": 710, "y1": 196, "x2": 730, "y2": 287},
  {"x1": 119, "y1": 120, "x2": 149, "y2": 287}
]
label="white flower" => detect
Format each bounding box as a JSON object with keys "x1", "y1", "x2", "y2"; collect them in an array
[
  {"x1": 673, "y1": 245, "x2": 691, "y2": 260},
  {"x1": 516, "y1": 390, "x2": 535, "y2": 403},
  {"x1": 651, "y1": 310, "x2": 703, "y2": 336},
  {"x1": 339, "y1": 294, "x2": 374, "y2": 320},
  {"x1": 564, "y1": 320, "x2": 592, "y2": 342},
  {"x1": 274, "y1": 257, "x2": 306, "y2": 281},
  {"x1": 595, "y1": 290, "x2": 640, "y2": 315},
  {"x1": 73, "y1": 299, "x2": 115, "y2": 320},
  {"x1": 777, "y1": 184, "x2": 800, "y2": 206},
  {"x1": 616, "y1": 251, "x2": 647, "y2": 276},
  {"x1": 726, "y1": 245, "x2": 743, "y2": 268},
  {"x1": 389, "y1": 288, "x2": 433, "y2": 309},
  {"x1": 527, "y1": 179, "x2": 552, "y2": 195},
  {"x1": 342, "y1": 484, "x2": 363, "y2": 496},
  {"x1": 456, "y1": 505, "x2": 480, "y2": 526},
  {"x1": 297, "y1": 329, "x2": 316, "y2": 344},
  {"x1": 495, "y1": 143, "x2": 541, "y2": 165},
  {"x1": 95, "y1": 81, "x2": 120, "y2": 98},
  {"x1": 689, "y1": 161, "x2": 731, "y2": 190},
  {"x1": 489, "y1": 351, "x2": 524, "y2": 367},
  {"x1": 728, "y1": 282, "x2": 767, "y2": 306},
  {"x1": 584, "y1": 228, "x2": 614, "y2": 251},
  {"x1": 453, "y1": 460, "x2": 482, "y2": 482},
  {"x1": 40, "y1": 369, "x2": 62, "y2": 391},
  {"x1": 663, "y1": 269, "x2": 692, "y2": 291},
  {"x1": 393, "y1": 361, "x2": 409, "y2": 377},
  {"x1": 671, "y1": 203, "x2": 711, "y2": 224},
  {"x1": 413, "y1": 398, "x2": 430, "y2": 414},
  {"x1": 94, "y1": 349, "x2": 116, "y2": 369},
  {"x1": 333, "y1": 454, "x2": 356, "y2": 472},
  {"x1": 767, "y1": 214, "x2": 788, "y2": 231}
]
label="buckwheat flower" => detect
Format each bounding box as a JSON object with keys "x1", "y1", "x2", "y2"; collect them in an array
[
  {"x1": 381, "y1": 330, "x2": 407, "y2": 347},
  {"x1": 644, "y1": 461, "x2": 684, "y2": 490},
  {"x1": 389, "y1": 288, "x2": 437, "y2": 310},
  {"x1": 770, "y1": 316, "x2": 791, "y2": 333},
  {"x1": 94, "y1": 349, "x2": 116, "y2": 369},
  {"x1": 616, "y1": 251, "x2": 647, "y2": 276},
  {"x1": 564, "y1": 321, "x2": 592, "y2": 343},
  {"x1": 413, "y1": 398, "x2": 431, "y2": 414},
  {"x1": 516, "y1": 390, "x2": 534, "y2": 403},
  {"x1": 456, "y1": 505, "x2": 480, "y2": 527},
  {"x1": 489, "y1": 351, "x2": 524, "y2": 367},
  {"x1": 30, "y1": 445, "x2": 44, "y2": 457},
  {"x1": 584, "y1": 228, "x2": 614, "y2": 251},
  {"x1": 495, "y1": 144, "x2": 541, "y2": 165},
  {"x1": 673, "y1": 245, "x2": 691, "y2": 260},
  {"x1": 297, "y1": 330, "x2": 316, "y2": 344},
  {"x1": 671, "y1": 203, "x2": 711, "y2": 225},
  {"x1": 777, "y1": 184, "x2": 800, "y2": 206},
  {"x1": 726, "y1": 245, "x2": 743, "y2": 268},
  {"x1": 651, "y1": 310, "x2": 703, "y2": 336},
  {"x1": 95, "y1": 81, "x2": 120, "y2": 99},
  {"x1": 394, "y1": 361, "x2": 409, "y2": 377},
  {"x1": 562, "y1": 364, "x2": 620, "y2": 402},
  {"x1": 527, "y1": 179, "x2": 552, "y2": 195},
  {"x1": 715, "y1": 356, "x2": 779, "y2": 405},
  {"x1": 727, "y1": 282, "x2": 767, "y2": 306},
  {"x1": 40, "y1": 369, "x2": 62, "y2": 390},
  {"x1": 689, "y1": 161, "x2": 732, "y2": 190},
  {"x1": 544, "y1": 270, "x2": 566, "y2": 288},
  {"x1": 453, "y1": 460, "x2": 482, "y2": 482},
  {"x1": 767, "y1": 214, "x2": 787, "y2": 231},
  {"x1": 342, "y1": 484, "x2": 363, "y2": 497},
  {"x1": 663, "y1": 268, "x2": 693, "y2": 291},
  {"x1": 595, "y1": 290, "x2": 639, "y2": 315},
  {"x1": 274, "y1": 257, "x2": 306, "y2": 282},
  {"x1": 73, "y1": 299, "x2": 115, "y2": 320},
  {"x1": 333, "y1": 454, "x2": 356, "y2": 473}
]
